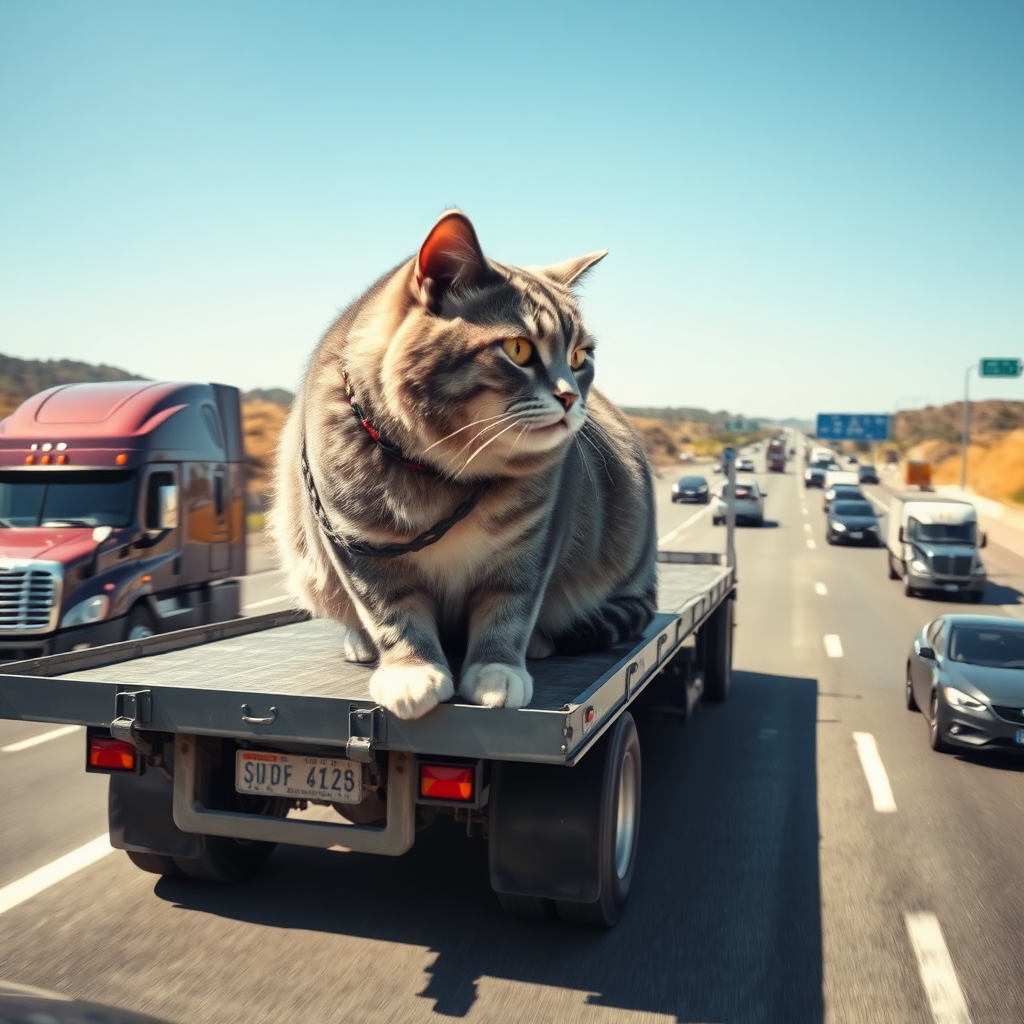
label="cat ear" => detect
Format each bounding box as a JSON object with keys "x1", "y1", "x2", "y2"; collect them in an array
[
  {"x1": 537, "y1": 250, "x2": 608, "y2": 288},
  {"x1": 414, "y1": 210, "x2": 491, "y2": 313}
]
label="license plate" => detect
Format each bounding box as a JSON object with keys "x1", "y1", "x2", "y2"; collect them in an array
[
  {"x1": 235, "y1": 750, "x2": 362, "y2": 804},
  {"x1": 944, "y1": 583, "x2": 958, "y2": 592},
  {"x1": 849, "y1": 531, "x2": 863, "y2": 539},
  {"x1": 1016, "y1": 731, "x2": 1024, "y2": 746}
]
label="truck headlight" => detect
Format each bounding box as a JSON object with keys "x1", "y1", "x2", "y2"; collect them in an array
[
  {"x1": 972, "y1": 564, "x2": 987, "y2": 575},
  {"x1": 671, "y1": 484, "x2": 679, "y2": 492},
  {"x1": 832, "y1": 522, "x2": 847, "y2": 532},
  {"x1": 911, "y1": 559, "x2": 930, "y2": 575},
  {"x1": 61, "y1": 595, "x2": 110, "y2": 628},
  {"x1": 943, "y1": 686, "x2": 987, "y2": 712}
]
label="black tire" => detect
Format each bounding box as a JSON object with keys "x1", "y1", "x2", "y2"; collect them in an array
[
  {"x1": 173, "y1": 834, "x2": 276, "y2": 883},
  {"x1": 929, "y1": 692, "x2": 954, "y2": 753},
  {"x1": 555, "y1": 714, "x2": 641, "y2": 928},
  {"x1": 905, "y1": 665, "x2": 919, "y2": 712},
  {"x1": 826, "y1": 531, "x2": 835, "y2": 545},
  {"x1": 496, "y1": 892, "x2": 555, "y2": 920},
  {"x1": 904, "y1": 578, "x2": 916, "y2": 598},
  {"x1": 699, "y1": 597, "x2": 733, "y2": 703},
  {"x1": 124, "y1": 605, "x2": 158, "y2": 642},
  {"x1": 888, "y1": 554, "x2": 899, "y2": 580},
  {"x1": 125, "y1": 850, "x2": 184, "y2": 877}
]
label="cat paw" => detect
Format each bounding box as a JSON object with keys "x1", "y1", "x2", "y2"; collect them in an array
[
  {"x1": 369, "y1": 663, "x2": 454, "y2": 720},
  {"x1": 527, "y1": 631, "x2": 555, "y2": 659},
  {"x1": 343, "y1": 627, "x2": 376, "y2": 663},
  {"x1": 460, "y1": 663, "x2": 533, "y2": 709}
]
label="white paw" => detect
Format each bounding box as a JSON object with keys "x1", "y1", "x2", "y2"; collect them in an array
[
  {"x1": 527, "y1": 631, "x2": 555, "y2": 659},
  {"x1": 343, "y1": 627, "x2": 376, "y2": 663},
  {"x1": 460, "y1": 663, "x2": 533, "y2": 709},
  {"x1": 369, "y1": 663, "x2": 454, "y2": 720}
]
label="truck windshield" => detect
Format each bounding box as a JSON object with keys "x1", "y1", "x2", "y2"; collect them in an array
[
  {"x1": 949, "y1": 626, "x2": 1024, "y2": 668},
  {"x1": 0, "y1": 471, "x2": 137, "y2": 528},
  {"x1": 907, "y1": 518, "x2": 976, "y2": 545}
]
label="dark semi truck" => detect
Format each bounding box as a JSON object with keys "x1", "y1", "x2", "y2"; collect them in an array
[{"x1": 0, "y1": 381, "x2": 246, "y2": 659}]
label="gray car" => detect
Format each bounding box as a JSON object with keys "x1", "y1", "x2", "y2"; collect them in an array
[{"x1": 906, "y1": 615, "x2": 1024, "y2": 753}]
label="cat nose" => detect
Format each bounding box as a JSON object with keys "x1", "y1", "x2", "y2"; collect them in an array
[{"x1": 554, "y1": 388, "x2": 578, "y2": 411}]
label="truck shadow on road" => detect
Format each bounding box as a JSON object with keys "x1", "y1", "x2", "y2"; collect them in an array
[{"x1": 155, "y1": 670, "x2": 823, "y2": 1024}]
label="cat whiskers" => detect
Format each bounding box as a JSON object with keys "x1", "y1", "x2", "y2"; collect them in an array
[
  {"x1": 433, "y1": 413, "x2": 523, "y2": 474},
  {"x1": 421, "y1": 412, "x2": 512, "y2": 453},
  {"x1": 456, "y1": 419, "x2": 525, "y2": 478}
]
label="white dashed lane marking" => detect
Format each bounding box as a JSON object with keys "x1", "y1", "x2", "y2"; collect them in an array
[
  {"x1": 853, "y1": 732, "x2": 897, "y2": 813},
  {"x1": 905, "y1": 912, "x2": 973, "y2": 1024},
  {"x1": 801, "y1": 507, "x2": 808, "y2": 515},
  {"x1": 824, "y1": 634, "x2": 843, "y2": 658},
  {"x1": 1, "y1": 725, "x2": 81, "y2": 753},
  {"x1": 804, "y1": 523, "x2": 811, "y2": 532},
  {"x1": 807, "y1": 539, "x2": 816, "y2": 550},
  {"x1": 0, "y1": 836, "x2": 113, "y2": 916},
  {"x1": 657, "y1": 503, "x2": 714, "y2": 547},
  {"x1": 814, "y1": 582, "x2": 828, "y2": 596}
]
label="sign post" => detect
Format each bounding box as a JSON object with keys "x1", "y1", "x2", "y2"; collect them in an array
[
  {"x1": 720, "y1": 446, "x2": 737, "y2": 570},
  {"x1": 963, "y1": 358, "x2": 1023, "y2": 489}
]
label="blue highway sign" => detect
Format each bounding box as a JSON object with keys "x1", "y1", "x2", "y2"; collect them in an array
[{"x1": 815, "y1": 413, "x2": 891, "y2": 442}]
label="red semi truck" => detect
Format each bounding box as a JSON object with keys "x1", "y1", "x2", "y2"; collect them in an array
[
  {"x1": 0, "y1": 380, "x2": 246, "y2": 659},
  {"x1": 766, "y1": 437, "x2": 787, "y2": 472}
]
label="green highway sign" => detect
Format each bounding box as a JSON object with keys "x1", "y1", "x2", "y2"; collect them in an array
[
  {"x1": 979, "y1": 358, "x2": 1022, "y2": 378},
  {"x1": 725, "y1": 420, "x2": 759, "y2": 431}
]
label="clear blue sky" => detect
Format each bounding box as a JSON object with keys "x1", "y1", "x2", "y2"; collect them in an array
[{"x1": 1, "y1": 0, "x2": 1021, "y2": 420}]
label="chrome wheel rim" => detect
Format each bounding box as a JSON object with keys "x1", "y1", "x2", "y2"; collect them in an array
[{"x1": 614, "y1": 751, "x2": 637, "y2": 879}]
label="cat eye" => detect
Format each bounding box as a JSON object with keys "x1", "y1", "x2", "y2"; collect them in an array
[
  {"x1": 502, "y1": 337, "x2": 534, "y2": 366},
  {"x1": 570, "y1": 347, "x2": 589, "y2": 371}
]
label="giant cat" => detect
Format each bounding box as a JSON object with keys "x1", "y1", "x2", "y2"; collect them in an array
[{"x1": 271, "y1": 211, "x2": 656, "y2": 720}]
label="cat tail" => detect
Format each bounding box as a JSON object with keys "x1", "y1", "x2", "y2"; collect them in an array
[{"x1": 552, "y1": 591, "x2": 657, "y2": 656}]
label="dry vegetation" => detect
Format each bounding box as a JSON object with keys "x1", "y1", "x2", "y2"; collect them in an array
[{"x1": 242, "y1": 399, "x2": 287, "y2": 513}]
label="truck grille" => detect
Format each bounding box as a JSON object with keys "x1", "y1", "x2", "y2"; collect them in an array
[
  {"x1": 0, "y1": 562, "x2": 62, "y2": 633},
  {"x1": 931, "y1": 555, "x2": 972, "y2": 577}
]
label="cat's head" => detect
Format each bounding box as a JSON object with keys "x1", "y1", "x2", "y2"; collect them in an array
[{"x1": 364, "y1": 211, "x2": 606, "y2": 480}]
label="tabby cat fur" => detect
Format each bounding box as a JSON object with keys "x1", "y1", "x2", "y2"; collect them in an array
[{"x1": 270, "y1": 211, "x2": 656, "y2": 720}]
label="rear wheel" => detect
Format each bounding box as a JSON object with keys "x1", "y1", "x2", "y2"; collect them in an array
[
  {"x1": 929, "y1": 692, "x2": 954, "y2": 753},
  {"x1": 173, "y1": 835, "x2": 277, "y2": 883},
  {"x1": 125, "y1": 850, "x2": 183, "y2": 877},
  {"x1": 905, "y1": 665, "x2": 919, "y2": 711}
]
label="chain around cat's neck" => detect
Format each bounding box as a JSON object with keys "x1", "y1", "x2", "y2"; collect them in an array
[{"x1": 341, "y1": 367, "x2": 433, "y2": 474}]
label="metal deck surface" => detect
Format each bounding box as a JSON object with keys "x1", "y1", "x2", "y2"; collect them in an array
[{"x1": 58, "y1": 562, "x2": 729, "y2": 710}]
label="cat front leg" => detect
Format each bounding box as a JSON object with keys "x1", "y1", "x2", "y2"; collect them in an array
[
  {"x1": 360, "y1": 593, "x2": 454, "y2": 720},
  {"x1": 461, "y1": 590, "x2": 536, "y2": 709}
]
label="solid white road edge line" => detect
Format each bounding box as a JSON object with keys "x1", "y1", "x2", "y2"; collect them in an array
[
  {"x1": 243, "y1": 595, "x2": 293, "y2": 611},
  {"x1": 0, "y1": 835, "x2": 114, "y2": 916},
  {"x1": 824, "y1": 634, "x2": 844, "y2": 658},
  {"x1": 852, "y1": 732, "x2": 897, "y2": 813},
  {"x1": 1, "y1": 724, "x2": 81, "y2": 753},
  {"x1": 658, "y1": 502, "x2": 714, "y2": 547},
  {"x1": 905, "y1": 912, "x2": 973, "y2": 1024},
  {"x1": 815, "y1": 582, "x2": 828, "y2": 596},
  {"x1": 807, "y1": 539, "x2": 816, "y2": 549}
]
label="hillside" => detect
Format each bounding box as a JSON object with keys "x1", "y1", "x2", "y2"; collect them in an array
[
  {"x1": 892, "y1": 400, "x2": 1024, "y2": 446},
  {"x1": 0, "y1": 355, "x2": 146, "y2": 419}
]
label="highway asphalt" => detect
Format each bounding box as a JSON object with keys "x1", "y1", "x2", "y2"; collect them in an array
[{"x1": 2, "y1": 447, "x2": 1023, "y2": 1023}]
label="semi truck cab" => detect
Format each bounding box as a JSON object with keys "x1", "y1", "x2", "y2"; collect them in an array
[{"x1": 0, "y1": 381, "x2": 246, "y2": 659}]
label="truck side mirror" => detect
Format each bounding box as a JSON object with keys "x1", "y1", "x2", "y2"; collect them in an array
[
  {"x1": 157, "y1": 485, "x2": 179, "y2": 531},
  {"x1": 981, "y1": 532, "x2": 987, "y2": 549}
]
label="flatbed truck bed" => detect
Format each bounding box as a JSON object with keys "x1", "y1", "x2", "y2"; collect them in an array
[{"x1": 0, "y1": 552, "x2": 736, "y2": 927}]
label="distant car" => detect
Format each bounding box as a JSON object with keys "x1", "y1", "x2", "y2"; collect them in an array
[
  {"x1": 737, "y1": 457, "x2": 756, "y2": 473},
  {"x1": 713, "y1": 478, "x2": 765, "y2": 526},
  {"x1": 906, "y1": 616, "x2": 1024, "y2": 753},
  {"x1": 845, "y1": 454, "x2": 859, "y2": 465},
  {"x1": 823, "y1": 483, "x2": 864, "y2": 511},
  {"x1": 712, "y1": 461, "x2": 723, "y2": 474},
  {"x1": 858, "y1": 464, "x2": 880, "y2": 485},
  {"x1": 671, "y1": 474, "x2": 709, "y2": 503},
  {"x1": 804, "y1": 466, "x2": 827, "y2": 488},
  {"x1": 826, "y1": 499, "x2": 882, "y2": 545},
  {"x1": 678, "y1": 452, "x2": 694, "y2": 463}
]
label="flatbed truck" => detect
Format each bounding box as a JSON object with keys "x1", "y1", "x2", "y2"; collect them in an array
[{"x1": 0, "y1": 551, "x2": 735, "y2": 927}]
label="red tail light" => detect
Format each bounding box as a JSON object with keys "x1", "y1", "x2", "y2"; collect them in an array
[
  {"x1": 89, "y1": 737, "x2": 136, "y2": 771},
  {"x1": 420, "y1": 764, "x2": 474, "y2": 802}
]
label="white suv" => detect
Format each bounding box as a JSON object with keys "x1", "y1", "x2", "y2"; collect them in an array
[{"x1": 713, "y1": 478, "x2": 766, "y2": 526}]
